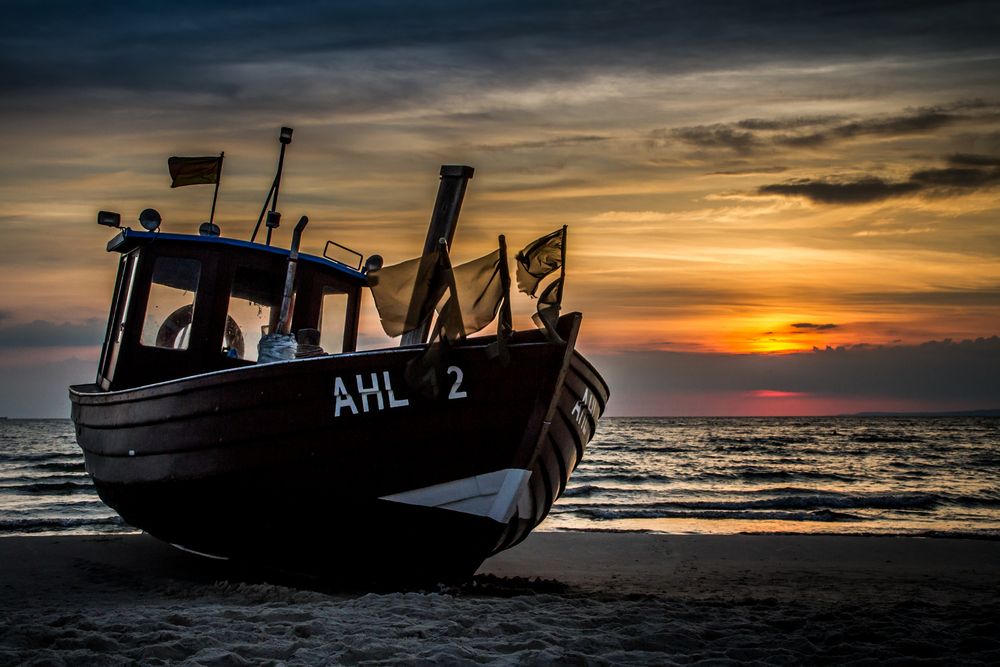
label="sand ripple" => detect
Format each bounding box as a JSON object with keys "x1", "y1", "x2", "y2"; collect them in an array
[{"x1": 2, "y1": 578, "x2": 998, "y2": 665}]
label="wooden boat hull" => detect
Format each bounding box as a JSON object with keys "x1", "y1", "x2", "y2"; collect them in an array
[{"x1": 70, "y1": 314, "x2": 609, "y2": 582}]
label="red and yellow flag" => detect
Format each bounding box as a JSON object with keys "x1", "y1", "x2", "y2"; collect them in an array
[{"x1": 168, "y1": 156, "x2": 222, "y2": 188}]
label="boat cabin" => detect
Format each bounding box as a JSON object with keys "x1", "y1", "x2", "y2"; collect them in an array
[{"x1": 97, "y1": 229, "x2": 366, "y2": 391}]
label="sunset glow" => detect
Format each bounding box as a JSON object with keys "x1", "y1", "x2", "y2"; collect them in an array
[{"x1": 0, "y1": 2, "x2": 997, "y2": 416}]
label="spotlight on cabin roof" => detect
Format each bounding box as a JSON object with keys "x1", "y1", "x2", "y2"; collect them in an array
[
  {"x1": 279, "y1": 127, "x2": 293, "y2": 145},
  {"x1": 97, "y1": 210, "x2": 121, "y2": 228},
  {"x1": 138, "y1": 208, "x2": 162, "y2": 232},
  {"x1": 363, "y1": 254, "x2": 383, "y2": 275},
  {"x1": 199, "y1": 222, "x2": 221, "y2": 237}
]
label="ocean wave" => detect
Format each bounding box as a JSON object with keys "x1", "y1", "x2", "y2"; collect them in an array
[
  {"x1": 28, "y1": 461, "x2": 86, "y2": 472},
  {"x1": 651, "y1": 492, "x2": 939, "y2": 511},
  {"x1": 0, "y1": 452, "x2": 80, "y2": 464},
  {"x1": 852, "y1": 432, "x2": 922, "y2": 443},
  {"x1": 572, "y1": 471, "x2": 673, "y2": 484},
  {"x1": 0, "y1": 516, "x2": 129, "y2": 534},
  {"x1": 0, "y1": 481, "x2": 94, "y2": 495},
  {"x1": 562, "y1": 485, "x2": 604, "y2": 498},
  {"x1": 693, "y1": 470, "x2": 858, "y2": 482},
  {"x1": 569, "y1": 507, "x2": 861, "y2": 522},
  {"x1": 704, "y1": 435, "x2": 817, "y2": 448},
  {"x1": 944, "y1": 494, "x2": 1000, "y2": 508},
  {"x1": 560, "y1": 492, "x2": 941, "y2": 512},
  {"x1": 0, "y1": 461, "x2": 85, "y2": 475}
]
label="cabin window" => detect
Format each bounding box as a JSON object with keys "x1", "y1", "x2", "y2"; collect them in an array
[
  {"x1": 319, "y1": 287, "x2": 349, "y2": 354},
  {"x1": 140, "y1": 257, "x2": 202, "y2": 350},
  {"x1": 224, "y1": 265, "x2": 283, "y2": 361}
]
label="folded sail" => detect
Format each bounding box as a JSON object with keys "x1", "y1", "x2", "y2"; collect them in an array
[
  {"x1": 371, "y1": 244, "x2": 510, "y2": 340},
  {"x1": 444, "y1": 248, "x2": 504, "y2": 336},
  {"x1": 368, "y1": 248, "x2": 449, "y2": 337}
]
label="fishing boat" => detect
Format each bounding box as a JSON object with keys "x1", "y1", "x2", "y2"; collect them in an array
[{"x1": 70, "y1": 130, "x2": 608, "y2": 583}]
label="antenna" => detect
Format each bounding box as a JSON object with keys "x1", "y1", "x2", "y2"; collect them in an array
[{"x1": 250, "y1": 127, "x2": 294, "y2": 245}]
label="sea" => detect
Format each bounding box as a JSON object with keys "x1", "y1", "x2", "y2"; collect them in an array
[{"x1": 1, "y1": 417, "x2": 998, "y2": 539}]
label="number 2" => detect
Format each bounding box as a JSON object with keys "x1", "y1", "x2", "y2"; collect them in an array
[{"x1": 446, "y1": 366, "x2": 467, "y2": 399}]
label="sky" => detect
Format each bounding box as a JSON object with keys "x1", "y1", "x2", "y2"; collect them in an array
[{"x1": 1, "y1": 0, "x2": 998, "y2": 417}]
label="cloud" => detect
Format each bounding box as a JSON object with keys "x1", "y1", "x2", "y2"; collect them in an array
[
  {"x1": 0, "y1": 357, "x2": 95, "y2": 418},
  {"x1": 948, "y1": 153, "x2": 1000, "y2": 167},
  {"x1": 474, "y1": 135, "x2": 609, "y2": 152},
  {"x1": 593, "y1": 336, "x2": 1000, "y2": 413},
  {"x1": 828, "y1": 110, "x2": 957, "y2": 139},
  {"x1": 769, "y1": 110, "x2": 961, "y2": 149},
  {"x1": 758, "y1": 177, "x2": 922, "y2": 204},
  {"x1": 667, "y1": 125, "x2": 760, "y2": 154},
  {"x1": 790, "y1": 323, "x2": 838, "y2": 331},
  {"x1": 736, "y1": 116, "x2": 843, "y2": 131},
  {"x1": 664, "y1": 104, "x2": 1000, "y2": 156},
  {"x1": 909, "y1": 166, "x2": 1000, "y2": 188},
  {"x1": 710, "y1": 166, "x2": 788, "y2": 176},
  {"x1": 758, "y1": 154, "x2": 1000, "y2": 204},
  {"x1": 4, "y1": 0, "x2": 991, "y2": 142},
  {"x1": 845, "y1": 288, "x2": 1000, "y2": 307},
  {"x1": 0, "y1": 319, "x2": 106, "y2": 348}
]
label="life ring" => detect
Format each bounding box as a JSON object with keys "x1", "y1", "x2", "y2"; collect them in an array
[{"x1": 156, "y1": 304, "x2": 245, "y2": 358}]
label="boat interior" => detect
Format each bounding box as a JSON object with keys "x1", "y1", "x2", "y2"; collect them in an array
[{"x1": 96, "y1": 230, "x2": 367, "y2": 391}]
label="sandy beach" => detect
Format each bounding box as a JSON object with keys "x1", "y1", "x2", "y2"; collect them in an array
[{"x1": 0, "y1": 531, "x2": 997, "y2": 665}]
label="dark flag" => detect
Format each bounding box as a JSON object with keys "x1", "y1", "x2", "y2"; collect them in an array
[
  {"x1": 517, "y1": 227, "x2": 567, "y2": 341},
  {"x1": 532, "y1": 275, "x2": 562, "y2": 339},
  {"x1": 515, "y1": 227, "x2": 563, "y2": 296},
  {"x1": 168, "y1": 156, "x2": 223, "y2": 188}
]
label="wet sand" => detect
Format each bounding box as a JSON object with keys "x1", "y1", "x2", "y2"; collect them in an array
[{"x1": 1, "y1": 531, "x2": 998, "y2": 664}]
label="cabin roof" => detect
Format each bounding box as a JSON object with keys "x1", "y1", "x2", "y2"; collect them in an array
[{"x1": 106, "y1": 229, "x2": 367, "y2": 282}]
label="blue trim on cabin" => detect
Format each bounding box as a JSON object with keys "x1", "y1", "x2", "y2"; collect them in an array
[{"x1": 106, "y1": 229, "x2": 366, "y2": 282}]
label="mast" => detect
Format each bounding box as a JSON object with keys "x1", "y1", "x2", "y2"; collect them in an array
[{"x1": 400, "y1": 165, "x2": 475, "y2": 346}]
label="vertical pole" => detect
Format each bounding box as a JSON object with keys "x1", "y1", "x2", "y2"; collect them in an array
[
  {"x1": 497, "y1": 234, "x2": 512, "y2": 335},
  {"x1": 250, "y1": 181, "x2": 274, "y2": 243},
  {"x1": 251, "y1": 127, "x2": 293, "y2": 245},
  {"x1": 271, "y1": 142, "x2": 288, "y2": 218},
  {"x1": 556, "y1": 224, "x2": 567, "y2": 306},
  {"x1": 400, "y1": 164, "x2": 475, "y2": 346},
  {"x1": 209, "y1": 152, "x2": 224, "y2": 225},
  {"x1": 265, "y1": 139, "x2": 287, "y2": 247},
  {"x1": 276, "y1": 216, "x2": 309, "y2": 336}
]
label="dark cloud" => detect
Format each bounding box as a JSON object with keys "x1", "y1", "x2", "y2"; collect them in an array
[
  {"x1": 4, "y1": 1, "x2": 998, "y2": 116},
  {"x1": 594, "y1": 336, "x2": 1000, "y2": 408},
  {"x1": 846, "y1": 288, "x2": 1000, "y2": 307},
  {"x1": 790, "y1": 323, "x2": 838, "y2": 330},
  {"x1": 949, "y1": 153, "x2": 1000, "y2": 167},
  {"x1": 831, "y1": 110, "x2": 955, "y2": 139},
  {"x1": 759, "y1": 155, "x2": 1000, "y2": 204},
  {"x1": 770, "y1": 110, "x2": 960, "y2": 149},
  {"x1": 758, "y1": 177, "x2": 922, "y2": 204},
  {"x1": 0, "y1": 357, "x2": 95, "y2": 418},
  {"x1": 668, "y1": 125, "x2": 760, "y2": 154},
  {"x1": 710, "y1": 166, "x2": 788, "y2": 176},
  {"x1": 474, "y1": 135, "x2": 609, "y2": 152},
  {"x1": 671, "y1": 106, "x2": 996, "y2": 155},
  {"x1": 736, "y1": 116, "x2": 842, "y2": 131},
  {"x1": 0, "y1": 319, "x2": 106, "y2": 348},
  {"x1": 772, "y1": 132, "x2": 831, "y2": 148},
  {"x1": 909, "y1": 166, "x2": 1000, "y2": 188}
]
